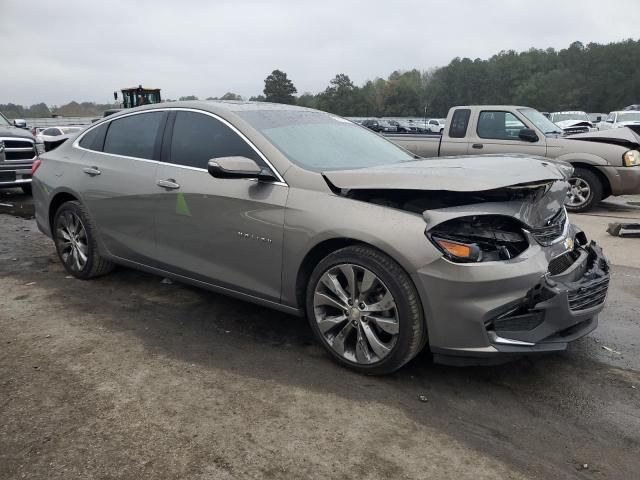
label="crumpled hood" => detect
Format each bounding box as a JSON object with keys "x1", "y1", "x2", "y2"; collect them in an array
[
  {"x1": 323, "y1": 155, "x2": 569, "y2": 192},
  {"x1": 555, "y1": 119, "x2": 593, "y2": 129},
  {"x1": 568, "y1": 126, "x2": 640, "y2": 149},
  {"x1": 0, "y1": 125, "x2": 34, "y2": 140}
]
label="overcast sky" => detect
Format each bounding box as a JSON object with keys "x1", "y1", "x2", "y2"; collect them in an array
[{"x1": 1, "y1": 0, "x2": 639, "y2": 105}]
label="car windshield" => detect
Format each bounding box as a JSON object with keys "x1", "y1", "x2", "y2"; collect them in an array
[
  {"x1": 519, "y1": 108, "x2": 563, "y2": 135},
  {"x1": 551, "y1": 112, "x2": 590, "y2": 122},
  {"x1": 237, "y1": 110, "x2": 415, "y2": 171},
  {"x1": 618, "y1": 112, "x2": 640, "y2": 122},
  {"x1": 0, "y1": 112, "x2": 10, "y2": 127}
]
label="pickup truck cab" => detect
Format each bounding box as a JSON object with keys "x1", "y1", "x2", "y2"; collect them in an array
[{"x1": 387, "y1": 105, "x2": 640, "y2": 212}]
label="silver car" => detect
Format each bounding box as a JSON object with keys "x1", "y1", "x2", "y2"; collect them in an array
[{"x1": 32, "y1": 101, "x2": 610, "y2": 374}]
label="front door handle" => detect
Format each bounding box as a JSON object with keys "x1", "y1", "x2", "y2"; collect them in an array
[
  {"x1": 82, "y1": 166, "x2": 101, "y2": 176},
  {"x1": 472, "y1": 143, "x2": 484, "y2": 149},
  {"x1": 156, "y1": 178, "x2": 180, "y2": 190}
]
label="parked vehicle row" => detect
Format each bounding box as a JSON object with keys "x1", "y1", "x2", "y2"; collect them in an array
[
  {"x1": 385, "y1": 105, "x2": 640, "y2": 212},
  {"x1": 32, "y1": 101, "x2": 611, "y2": 373},
  {"x1": 358, "y1": 117, "x2": 445, "y2": 135}
]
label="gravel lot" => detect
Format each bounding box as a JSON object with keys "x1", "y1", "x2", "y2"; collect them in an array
[{"x1": 1, "y1": 189, "x2": 639, "y2": 479}]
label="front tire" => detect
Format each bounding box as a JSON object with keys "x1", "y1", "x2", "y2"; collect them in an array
[
  {"x1": 53, "y1": 201, "x2": 114, "y2": 279},
  {"x1": 306, "y1": 245, "x2": 427, "y2": 374},
  {"x1": 565, "y1": 167, "x2": 603, "y2": 213}
]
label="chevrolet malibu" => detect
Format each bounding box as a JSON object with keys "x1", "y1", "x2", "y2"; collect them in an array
[{"x1": 32, "y1": 101, "x2": 610, "y2": 374}]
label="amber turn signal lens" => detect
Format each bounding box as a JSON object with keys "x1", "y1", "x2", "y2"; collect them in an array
[{"x1": 435, "y1": 239, "x2": 473, "y2": 258}]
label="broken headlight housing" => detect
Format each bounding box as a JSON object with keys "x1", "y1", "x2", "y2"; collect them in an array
[
  {"x1": 427, "y1": 215, "x2": 529, "y2": 263},
  {"x1": 623, "y1": 149, "x2": 640, "y2": 167}
]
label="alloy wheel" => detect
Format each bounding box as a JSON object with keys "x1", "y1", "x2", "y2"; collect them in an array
[
  {"x1": 55, "y1": 211, "x2": 89, "y2": 272},
  {"x1": 313, "y1": 263, "x2": 399, "y2": 364},
  {"x1": 566, "y1": 177, "x2": 591, "y2": 207}
]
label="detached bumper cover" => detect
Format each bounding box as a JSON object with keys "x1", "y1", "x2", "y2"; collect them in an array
[{"x1": 415, "y1": 240, "x2": 609, "y2": 363}]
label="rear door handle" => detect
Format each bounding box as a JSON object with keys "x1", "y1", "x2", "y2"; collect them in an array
[
  {"x1": 472, "y1": 143, "x2": 484, "y2": 149},
  {"x1": 156, "y1": 178, "x2": 180, "y2": 190},
  {"x1": 82, "y1": 166, "x2": 101, "y2": 176}
]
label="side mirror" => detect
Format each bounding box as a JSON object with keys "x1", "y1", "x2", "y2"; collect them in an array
[
  {"x1": 13, "y1": 119, "x2": 27, "y2": 129},
  {"x1": 208, "y1": 156, "x2": 276, "y2": 182},
  {"x1": 518, "y1": 128, "x2": 539, "y2": 142}
]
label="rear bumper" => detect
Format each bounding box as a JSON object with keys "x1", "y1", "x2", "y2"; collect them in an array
[{"x1": 414, "y1": 236, "x2": 609, "y2": 365}]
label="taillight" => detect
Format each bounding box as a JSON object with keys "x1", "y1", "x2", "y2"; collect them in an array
[{"x1": 31, "y1": 159, "x2": 42, "y2": 175}]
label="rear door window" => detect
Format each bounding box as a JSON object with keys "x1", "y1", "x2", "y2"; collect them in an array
[
  {"x1": 168, "y1": 111, "x2": 262, "y2": 169},
  {"x1": 103, "y1": 112, "x2": 165, "y2": 160}
]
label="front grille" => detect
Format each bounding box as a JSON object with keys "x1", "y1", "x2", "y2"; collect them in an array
[
  {"x1": 568, "y1": 276, "x2": 609, "y2": 311},
  {"x1": 1, "y1": 137, "x2": 36, "y2": 162},
  {"x1": 494, "y1": 312, "x2": 544, "y2": 332},
  {"x1": 530, "y1": 208, "x2": 566, "y2": 245},
  {"x1": 548, "y1": 249, "x2": 580, "y2": 275},
  {"x1": 563, "y1": 127, "x2": 590, "y2": 136}
]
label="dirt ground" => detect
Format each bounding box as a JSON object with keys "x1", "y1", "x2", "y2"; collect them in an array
[{"x1": 1, "y1": 188, "x2": 639, "y2": 479}]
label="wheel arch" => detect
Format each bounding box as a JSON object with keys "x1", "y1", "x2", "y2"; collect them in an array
[
  {"x1": 48, "y1": 190, "x2": 80, "y2": 232},
  {"x1": 294, "y1": 236, "x2": 418, "y2": 313},
  {"x1": 569, "y1": 162, "x2": 612, "y2": 198}
]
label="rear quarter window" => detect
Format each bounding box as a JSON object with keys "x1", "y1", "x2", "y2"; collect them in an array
[{"x1": 78, "y1": 123, "x2": 108, "y2": 151}]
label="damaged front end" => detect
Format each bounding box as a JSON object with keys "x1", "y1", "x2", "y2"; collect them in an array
[{"x1": 326, "y1": 165, "x2": 608, "y2": 364}]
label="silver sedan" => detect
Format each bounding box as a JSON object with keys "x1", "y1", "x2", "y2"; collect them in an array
[{"x1": 32, "y1": 101, "x2": 609, "y2": 374}]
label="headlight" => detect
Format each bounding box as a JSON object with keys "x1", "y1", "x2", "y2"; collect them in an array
[
  {"x1": 427, "y1": 215, "x2": 529, "y2": 263},
  {"x1": 623, "y1": 150, "x2": 640, "y2": 167}
]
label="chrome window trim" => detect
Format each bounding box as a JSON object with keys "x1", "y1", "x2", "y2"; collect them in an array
[{"x1": 72, "y1": 107, "x2": 287, "y2": 185}]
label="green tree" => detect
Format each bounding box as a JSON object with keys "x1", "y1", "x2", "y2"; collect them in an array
[
  {"x1": 220, "y1": 92, "x2": 243, "y2": 101},
  {"x1": 179, "y1": 95, "x2": 199, "y2": 101},
  {"x1": 249, "y1": 95, "x2": 266, "y2": 102},
  {"x1": 263, "y1": 69, "x2": 297, "y2": 104}
]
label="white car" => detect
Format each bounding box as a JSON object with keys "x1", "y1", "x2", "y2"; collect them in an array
[
  {"x1": 549, "y1": 111, "x2": 595, "y2": 135},
  {"x1": 426, "y1": 118, "x2": 446, "y2": 133},
  {"x1": 36, "y1": 126, "x2": 84, "y2": 144},
  {"x1": 599, "y1": 111, "x2": 640, "y2": 130},
  {"x1": 35, "y1": 126, "x2": 84, "y2": 152}
]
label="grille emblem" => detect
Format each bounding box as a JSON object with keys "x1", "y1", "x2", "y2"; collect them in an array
[{"x1": 0, "y1": 141, "x2": 5, "y2": 162}]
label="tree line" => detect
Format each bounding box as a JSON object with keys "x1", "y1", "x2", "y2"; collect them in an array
[{"x1": 2, "y1": 39, "x2": 638, "y2": 119}]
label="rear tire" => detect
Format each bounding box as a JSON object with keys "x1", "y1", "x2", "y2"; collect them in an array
[
  {"x1": 306, "y1": 245, "x2": 427, "y2": 375},
  {"x1": 53, "y1": 201, "x2": 114, "y2": 279},
  {"x1": 565, "y1": 167, "x2": 603, "y2": 213}
]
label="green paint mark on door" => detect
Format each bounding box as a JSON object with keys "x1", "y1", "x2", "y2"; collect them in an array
[{"x1": 175, "y1": 192, "x2": 191, "y2": 216}]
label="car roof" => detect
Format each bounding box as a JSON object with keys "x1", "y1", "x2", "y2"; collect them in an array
[
  {"x1": 102, "y1": 100, "x2": 319, "y2": 120},
  {"x1": 551, "y1": 111, "x2": 587, "y2": 114}
]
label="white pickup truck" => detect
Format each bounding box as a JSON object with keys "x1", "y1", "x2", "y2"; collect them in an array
[{"x1": 385, "y1": 105, "x2": 640, "y2": 212}]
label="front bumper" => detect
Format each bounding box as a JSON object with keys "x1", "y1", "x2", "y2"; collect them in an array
[
  {"x1": 0, "y1": 162, "x2": 33, "y2": 188},
  {"x1": 413, "y1": 233, "x2": 609, "y2": 365},
  {"x1": 614, "y1": 165, "x2": 640, "y2": 195}
]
